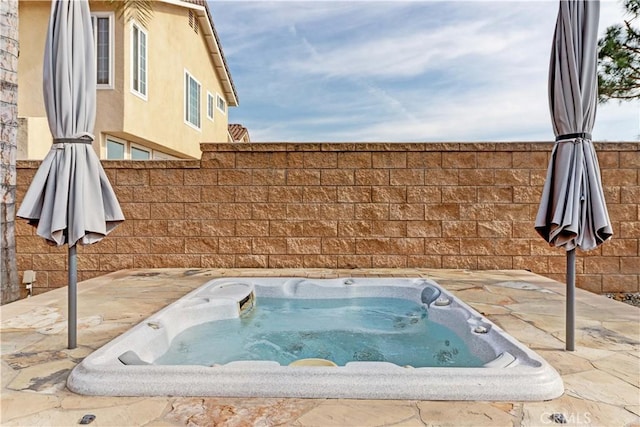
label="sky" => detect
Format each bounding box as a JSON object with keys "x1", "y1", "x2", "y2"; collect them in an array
[{"x1": 209, "y1": 1, "x2": 639, "y2": 142}]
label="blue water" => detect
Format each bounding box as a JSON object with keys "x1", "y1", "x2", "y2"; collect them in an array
[{"x1": 155, "y1": 297, "x2": 484, "y2": 367}]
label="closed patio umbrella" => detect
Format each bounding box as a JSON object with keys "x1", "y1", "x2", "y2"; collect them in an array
[
  {"x1": 17, "y1": 0, "x2": 124, "y2": 349},
  {"x1": 535, "y1": 0, "x2": 612, "y2": 351}
]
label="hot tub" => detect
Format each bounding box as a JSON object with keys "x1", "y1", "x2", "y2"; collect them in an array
[{"x1": 67, "y1": 277, "x2": 564, "y2": 400}]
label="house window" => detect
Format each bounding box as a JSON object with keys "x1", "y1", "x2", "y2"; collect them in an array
[
  {"x1": 106, "y1": 136, "x2": 155, "y2": 160},
  {"x1": 106, "y1": 139, "x2": 125, "y2": 159},
  {"x1": 153, "y1": 151, "x2": 178, "y2": 160},
  {"x1": 131, "y1": 144, "x2": 151, "y2": 160},
  {"x1": 185, "y1": 71, "x2": 201, "y2": 129},
  {"x1": 207, "y1": 92, "x2": 214, "y2": 121},
  {"x1": 91, "y1": 13, "x2": 113, "y2": 87},
  {"x1": 216, "y1": 94, "x2": 226, "y2": 114},
  {"x1": 131, "y1": 23, "x2": 147, "y2": 98}
]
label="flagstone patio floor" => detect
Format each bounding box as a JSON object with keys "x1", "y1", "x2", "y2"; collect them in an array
[{"x1": 1, "y1": 268, "x2": 638, "y2": 426}]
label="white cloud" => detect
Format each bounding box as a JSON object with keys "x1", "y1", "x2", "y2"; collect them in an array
[{"x1": 211, "y1": 1, "x2": 640, "y2": 142}]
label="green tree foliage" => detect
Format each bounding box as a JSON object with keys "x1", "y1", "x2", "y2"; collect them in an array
[{"x1": 597, "y1": 0, "x2": 640, "y2": 102}]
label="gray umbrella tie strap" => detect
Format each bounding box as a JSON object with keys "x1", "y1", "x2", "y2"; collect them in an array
[
  {"x1": 53, "y1": 137, "x2": 93, "y2": 144},
  {"x1": 555, "y1": 132, "x2": 592, "y2": 142}
]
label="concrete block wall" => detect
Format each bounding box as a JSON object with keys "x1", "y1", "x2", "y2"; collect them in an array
[{"x1": 15, "y1": 142, "x2": 639, "y2": 296}]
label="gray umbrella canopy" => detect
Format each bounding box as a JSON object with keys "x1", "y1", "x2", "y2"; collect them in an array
[
  {"x1": 17, "y1": 0, "x2": 124, "y2": 246},
  {"x1": 535, "y1": 0, "x2": 612, "y2": 350},
  {"x1": 17, "y1": 0, "x2": 124, "y2": 348}
]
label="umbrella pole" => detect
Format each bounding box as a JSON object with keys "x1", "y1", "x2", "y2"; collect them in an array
[
  {"x1": 566, "y1": 248, "x2": 576, "y2": 351},
  {"x1": 68, "y1": 244, "x2": 77, "y2": 349}
]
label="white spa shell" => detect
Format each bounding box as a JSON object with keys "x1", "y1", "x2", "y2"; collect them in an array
[{"x1": 67, "y1": 277, "x2": 564, "y2": 400}]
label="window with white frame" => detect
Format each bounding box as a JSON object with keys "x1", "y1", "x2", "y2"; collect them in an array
[
  {"x1": 105, "y1": 136, "x2": 157, "y2": 160},
  {"x1": 207, "y1": 92, "x2": 214, "y2": 121},
  {"x1": 106, "y1": 138, "x2": 125, "y2": 159},
  {"x1": 216, "y1": 94, "x2": 226, "y2": 114},
  {"x1": 91, "y1": 13, "x2": 113, "y2": 87},
  {"x1": 153, "y1": 151, "x2": 178, "y2": 160},
  {"x1": 185, "y1": 71, "x2": 201, "y2": 129},
  {"x1": 131, "y1": 144, "x2": 151, "y2": 160},
  {"x1": 131, "y1": 22, "x2": 147, "y2": 98}
]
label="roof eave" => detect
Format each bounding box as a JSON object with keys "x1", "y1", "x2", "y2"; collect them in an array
[{"x1": 160, "y1": 0, "x2": 238, "y2": 107}]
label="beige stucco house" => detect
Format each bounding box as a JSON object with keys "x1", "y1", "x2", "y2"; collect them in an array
[{"x1": 17, "y1": 0, "x2": 238, "y2": 160}]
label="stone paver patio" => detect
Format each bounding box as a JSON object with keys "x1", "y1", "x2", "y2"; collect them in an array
[{"x1": 1, "y1": 268, "x2": 639, "y2": 426}]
